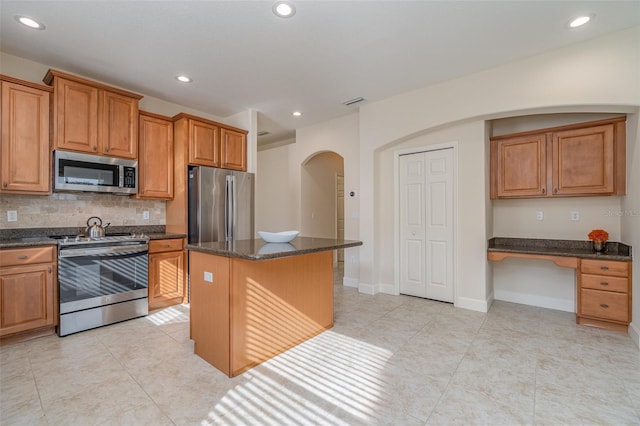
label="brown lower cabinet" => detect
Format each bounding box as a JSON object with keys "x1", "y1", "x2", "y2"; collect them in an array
[
  {"x1": 577, "y1": 258, "x2": 632, "y2": 332},
  {"x1": 148, "y1": 238, "x2": 187, "y2": 310},
  {"x1": 0, "y1": 246, "x2": 57, "y2": 342}
]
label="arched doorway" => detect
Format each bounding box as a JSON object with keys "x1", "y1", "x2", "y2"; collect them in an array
[{"x1": 301, "y1": 151, "x2": 345, "y2": 275}]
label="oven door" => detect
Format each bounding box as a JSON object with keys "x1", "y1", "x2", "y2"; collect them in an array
[{"x1": 58, "y1": 245, "x2": 148, "y2": 314}]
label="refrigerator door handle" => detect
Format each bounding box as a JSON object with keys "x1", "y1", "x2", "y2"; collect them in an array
[{"x1": 225, "y1": 175, "x2": 235, "y2": 240}]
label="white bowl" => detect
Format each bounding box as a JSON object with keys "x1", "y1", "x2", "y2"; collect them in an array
[{"x1": 258, "y1": 230, "x2": 299, "y2": 243}]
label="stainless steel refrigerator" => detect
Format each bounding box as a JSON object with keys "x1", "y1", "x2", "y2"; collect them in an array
[{"x1": 188, "y1": 166, "x2": 255, "y2": 243}]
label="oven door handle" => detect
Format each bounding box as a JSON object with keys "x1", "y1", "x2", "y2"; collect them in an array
[{"x1": 59, "y1": 244, "x2": 149, "y2": 258}]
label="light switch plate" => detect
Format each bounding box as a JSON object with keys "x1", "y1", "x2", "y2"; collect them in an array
[
  {"x1": 571, "y1": 211, "x2": 580, "y2": 221},
  {"x1": 7, "y1": 210, "x2": 17, "y2": 222},
  {"x1": 143, "y1": 210, "x2": 150, "y2": 220},
  {"x1": 536, "y1": 211, "x2": 544, "y2": 221},
  {"x1": 204, "y1": 272, "x2": 213, "y2": 283}
]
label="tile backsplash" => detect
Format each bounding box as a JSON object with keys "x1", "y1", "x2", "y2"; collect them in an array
[{"x1": 0, "y1": 193, "x2": 165, "y2": 229}]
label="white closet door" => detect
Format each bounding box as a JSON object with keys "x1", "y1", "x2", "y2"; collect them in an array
[{"x1": 400, "y1": 148, "x2": 454, "y2": 302}]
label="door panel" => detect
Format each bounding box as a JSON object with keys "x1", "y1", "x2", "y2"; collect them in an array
[{"x1": 400, "y1": 148, "x2": 454, "y2": 302}]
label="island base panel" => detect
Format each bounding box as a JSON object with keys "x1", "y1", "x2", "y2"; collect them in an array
[
  {"x1": 190, "y1": 252, "x2": 231, "y2": 376},
  {"x1": 231, "y1": 251, "x2": 334, "y2": 376}
]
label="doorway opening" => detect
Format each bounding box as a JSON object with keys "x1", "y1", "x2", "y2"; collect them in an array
[{"x1": 301, "y1": 151, "x2": 345, "y2": 283}]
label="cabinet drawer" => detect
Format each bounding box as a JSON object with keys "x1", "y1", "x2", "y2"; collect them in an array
[
  {"x1": 580, "y1": 259, "x2": 629, "y2": 277},
  {"x1": 0, "y1": 247, "x2": 55, "y2": 267},
  {"x1": 580, "y1": 289, "x2": 629, "y2": 322},
  {"x1": 149, "y1": 239, "x2": 184, "y2": 254},
  {"x1": 581, "y1": 274, "x2": 628, "y2": 293}
]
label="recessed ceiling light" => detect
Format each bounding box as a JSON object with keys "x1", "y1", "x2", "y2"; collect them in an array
[
  {"x1": 273, "y1": 1, "x2": 296, "y2": 18},
  {"x1": 568, "y1": 15, "x2": 592, "y2": 28},
  {"x1": 15, "y1": 15, "x2": 45, "y2": 30},
  {"x1": 176, "y1": 75, "x2": 192, "y2": 83},
  {"x1": 292, "y1": 111, "x2": 302, "y2": 117}
]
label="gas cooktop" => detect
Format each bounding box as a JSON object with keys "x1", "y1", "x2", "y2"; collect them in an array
[{"x1": 50, "y1": 233, "x2": 149, "y2": 246}]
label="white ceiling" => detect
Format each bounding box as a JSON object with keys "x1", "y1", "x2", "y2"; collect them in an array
[{"x1": 1, "y1": 1, "x2": 639, "y2": 146}]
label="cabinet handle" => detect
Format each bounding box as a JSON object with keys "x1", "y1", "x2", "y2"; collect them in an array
[
  {"x1": 541, "y1": 188, "x2": 546, "y2": 194},
  {"x1": 2, "y1": 182, "x2": 7, "y2": 188},
  {"x1": 18, "y1": 255, "x2": 28, "y2": 260},
  {"x1": 164, "y1": 244, "x2": 171, "y2": 248},
  {"x1": 600, "y1": 282, "x2": 609, "y2": 286},
  {"x1": 93, "y1": 146, "x2": 98, "y2": 151},
  {"x1": 48, "y1": 266, "x2": 52, "y2": 273},
  {"x1": 553, "y1": 188, "x2": 558, "y2": 194},
  {"x1": 600, "y1": 304, "x2": 609, "y2": 309},
  {"x1": 600, "y1": 266, "x2": 609, "y2": 270},
  {"x1": 105, "y1": 147, "x2": 110, "y2": 152}
]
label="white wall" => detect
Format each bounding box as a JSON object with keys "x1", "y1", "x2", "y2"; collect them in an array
[
  {"x1": 256, "y1": 113, "x2": 361, "y2": 285},
  {"x1": 621, "y1": 114, "x2": 640, "y2": 347},
  {"x1": 355, "y1": 26, "x2": 639, "y2": 316}
]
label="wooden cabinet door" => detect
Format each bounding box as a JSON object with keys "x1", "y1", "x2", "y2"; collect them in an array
[
  {"x1": 148, "y1": 250, "x2": 185, "y2": 310},
  {"x1": 220, "y1": 128, "x2": 247, "y2": 171},
  {"x1": 138, "y1": 113, "x2": 174, "y2": 199},
  {"x1": 1, "y1": 81, "x2": 50, "y2": 194},
  {"x1": 54, "y1": 77, "x2": 99, "y2": 153},
  {"x1": 552, "y1": 124, "x2": 614, "y2": 195},
  {"x1": 0, "y1": 264, "x2": 55, "y2": 337},
  {"x1": 188, "y1": 119, "x2": 220, "y2": 167},
  {"x1": 101, "y1": 91, "x2": 138, "y2": 159},
  {"x1": 494, "y1": 133, "x2": 547, "y2": 198}
]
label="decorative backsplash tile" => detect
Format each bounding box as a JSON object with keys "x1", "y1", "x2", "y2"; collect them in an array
[{"x1": 0, "y1": 193, "x2": 165, "y2": 229}]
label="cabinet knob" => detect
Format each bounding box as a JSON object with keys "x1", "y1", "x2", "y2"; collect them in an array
[
  {"x1": 541, "y1": 188, "x2": 545, "y2": 194},
  {"x1": 2, "y1": 182, "x2": 7, "y2": 188},
  {"x1": 48, "y1": 266, "x2": 52, "y2": 273},
  {"x1": 164, "y1": 244, "x2": 171, "y2": 248},
  {"x1": 105, "y1": 147, "x2": 110, "y2": 152},
  {"x1": 93, "y1": 146, "x2": 98, "y2": 151},
  {"x1": 18, "y1": 255, "x2": 28, "y2": 260},
  {"x1": 600, "y1": 266, "x2": 609, "y2": 270},
  {"x1": 600, "y1": 304, "x2": 609, "y2": 309},
  {"x1": 600, "y1": 282, "x2": 609, "y2": 286},
  {"x1": 553, "y1": 188, "x2": 558, "y2": 194}
]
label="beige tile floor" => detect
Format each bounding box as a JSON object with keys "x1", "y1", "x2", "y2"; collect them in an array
[{"x1": 2, "y1": 279, "x2": 639, "y2": 425}]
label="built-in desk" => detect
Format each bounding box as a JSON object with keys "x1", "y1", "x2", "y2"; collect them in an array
[{"x1": 488, "y1": 238, "x2": 632, "y2": 332}]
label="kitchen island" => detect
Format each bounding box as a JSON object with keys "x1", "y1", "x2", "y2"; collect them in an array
[{"x1": 186, "y1": 237, "x2": 362, "y2": 377}]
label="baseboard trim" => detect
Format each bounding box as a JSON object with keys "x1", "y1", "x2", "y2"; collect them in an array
[
  {"x1": 358, "y1": 282, "x2": 378, "y2": 295},
  {"x1": 342, "y1": 277, "x2": 359, "y2": 288},
  {"x1": 378, "y1": 282, "x2": 398, "y2": 295},
  {"x1": 455, "y1": 296, "x2": 490, "y2": 313},
  {"x1": 629, "y1": 321, "x2": 640, "y2": 349},
  {"x1": 494, "y1": 289, "x2": 574, "y2": 313}
]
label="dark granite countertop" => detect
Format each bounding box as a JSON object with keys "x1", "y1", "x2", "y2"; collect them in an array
[
  {"x1": 0, "y1": 226, "x2": 185, "y2": 249},
  {"x1": 186, "y1": 237, "x2": 362, "y2": 260},
  {"x1": 488, "y1": 237, "x2": 632, "y2": 262}
]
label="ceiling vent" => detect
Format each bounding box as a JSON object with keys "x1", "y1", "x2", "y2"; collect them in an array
[
  {"x1": 257, "y1": 131, "x2": 270, "y2": 137},
  {"x1": 342, "y1": 97, "x2": 366, "y2": 106}
]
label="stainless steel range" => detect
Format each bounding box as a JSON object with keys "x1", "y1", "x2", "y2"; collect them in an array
[{"x1": 54, "y1": 233, "x2": 149, "y2": 336}]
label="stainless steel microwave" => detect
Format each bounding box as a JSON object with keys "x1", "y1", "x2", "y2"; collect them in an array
[{"x1": 54, "y1": 150, "x2": 137, "y2": 195}]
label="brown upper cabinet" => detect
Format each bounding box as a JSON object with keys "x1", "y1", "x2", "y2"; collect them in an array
[
  {"x1": 490, "y1": 116, "x2": 626, "y2": 199},
  {"x1": 0, "y1": 75, "x2": 52, "y2": 194},
  {"x1": 44, "y1": 69, "x2": 142, "y2": 159},
  {"x1": 173, "y1": 113, "x2": 247, "y2": 171},
  {"x1": 220, "y1": 127, "x2": 248, "y2": 171},
  {"x1": 137, "y1": 111, "x2": 174, "y2": 199}
]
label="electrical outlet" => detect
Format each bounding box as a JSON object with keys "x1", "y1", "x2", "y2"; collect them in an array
[
  {"x1": 571, "y1": 211, "x2": 580, "y2": 221},
  {"x1": 7, "y1": 210, "x2": 17, "y2": 222},
  {"x1": 143, "y1": 210, "x2": 150, "y2": 220},
  {"x1": 204, "y1": 272, "x2": 213, "y2": 283},
  {"x1": 536, "y1": 211, "x2": 544, "y2": 221}
]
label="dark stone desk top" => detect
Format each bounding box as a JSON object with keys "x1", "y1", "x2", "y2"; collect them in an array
[
  {"x1": 186, "y1": 237, "x2": 362, "y2": 260},
  {"x1": 488, "y1": 237, "x2": 632, "y2": 262}
]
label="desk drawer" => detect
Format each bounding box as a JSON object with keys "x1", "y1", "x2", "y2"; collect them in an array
[
  {"x1": 581, "y1": 274, "x2": 629, "y2": 293},
  {"x1": 580, "y1": 259, "x2": 629, "y2": 277},
  {"x1": 0, "y1": 247, "x2": 55, "y2": 267},
  {"x1": 149, "y1": 238, "x2": 184, "y2": 254},
  {"x1": 580, "y1": 289, "x2": 629, "y2": 322}
]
